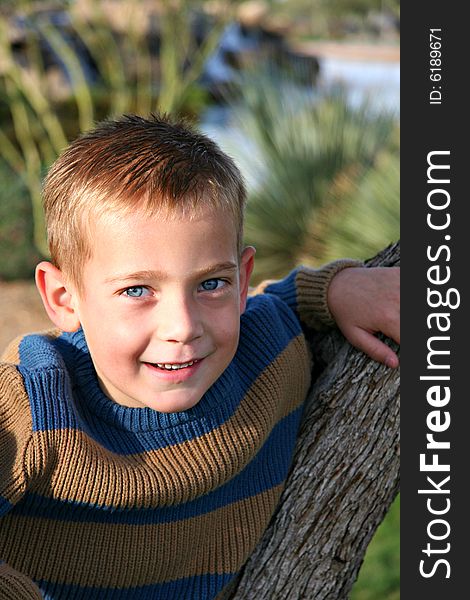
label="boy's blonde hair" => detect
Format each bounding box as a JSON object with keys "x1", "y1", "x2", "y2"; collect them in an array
[{"x1": 43, "y1": 113, "x2": 247, "y2": 290}]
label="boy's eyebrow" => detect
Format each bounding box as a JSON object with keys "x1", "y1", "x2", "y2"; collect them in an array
[{"x1": 104, "y1": 262, "x2": 238, "y2": 285}]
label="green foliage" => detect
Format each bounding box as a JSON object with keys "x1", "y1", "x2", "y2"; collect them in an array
[
  {"x1": 319, "y1": 149, "x2": 399, "y2": 262},
  {"x1": 0, "y1": 160, "x2": 41, "y2": 280},
  {"x1": 234, "y1": 76, "x2": 399, "y2": 282},
  {"x1": 351, "y1": 495, "x2": 400, "y2": 600}
]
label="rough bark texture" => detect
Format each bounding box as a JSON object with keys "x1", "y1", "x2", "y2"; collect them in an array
[{"x1": 226, "y1": 241, "x2": 400, "y2": 600}]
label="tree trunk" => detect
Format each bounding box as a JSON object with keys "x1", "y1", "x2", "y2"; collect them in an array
[{"x1": 226, "y1": 241, "x2": 400, "y2": 600}]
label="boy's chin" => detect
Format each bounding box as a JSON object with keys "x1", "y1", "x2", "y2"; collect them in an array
[
  {"x1": 97, "y1": 374, "x2": 207, "y2": 413},
  {"x1": 139, "y1": 390, "x2": 205, "y2": 413}
]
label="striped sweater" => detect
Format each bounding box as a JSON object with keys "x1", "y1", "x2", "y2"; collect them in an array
[{"x1": 0, "y1": 262, "x2": 355, "y2": 599}]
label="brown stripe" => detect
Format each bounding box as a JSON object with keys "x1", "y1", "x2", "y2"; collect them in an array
[
  {"x1": 0, "y1": 365, "x2": 34, "y2": 504},
  {"x1": 0, "y1": 485, "x2": 283, "y2": 588},
  {"x1": 1, "y1": 335, "x2": 22, "y2": 364},
  {"x1": 28, "y1": 335, "x2": 311, "y2": 508},
  {"x1": 295, "y1": 260, "x2": 362, "y2": 330},
  {"x1": 0, "y1": 562, "x2": 43, "y2": 599}
]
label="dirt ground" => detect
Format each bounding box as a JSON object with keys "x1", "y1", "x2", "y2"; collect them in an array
[{"x1": 0, "y1": 280, "x2": 52, "y2": 354}]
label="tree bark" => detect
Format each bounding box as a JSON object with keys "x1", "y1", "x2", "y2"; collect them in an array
[{"x1": 226, "y1": 241, "x2": 400, "y2": 600}]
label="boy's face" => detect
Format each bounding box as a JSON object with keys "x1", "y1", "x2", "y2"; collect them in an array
[{"x1": 68, "y1": 206, "x2": 254, "y2": 412}]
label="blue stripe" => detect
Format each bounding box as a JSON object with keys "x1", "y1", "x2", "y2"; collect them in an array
[
  {"x1": 39, "y1": 572, "x2": 234, "y2": 600},
  {"x1": 13, "y1": 407, "x2": 302, "y2": 523}
]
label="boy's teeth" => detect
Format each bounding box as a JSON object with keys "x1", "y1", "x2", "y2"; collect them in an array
[{"x1": 155, "y1": 361, "x2": 195, "y2": 370}]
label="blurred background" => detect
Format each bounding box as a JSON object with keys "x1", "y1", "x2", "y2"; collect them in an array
[{"x1": 0, "y1": 1, "x2": 399, "y2": 597}]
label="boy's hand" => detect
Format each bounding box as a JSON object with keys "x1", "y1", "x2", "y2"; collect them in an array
[{"x1": 327, "y1": 266, "x2": 400, "y2": 368}]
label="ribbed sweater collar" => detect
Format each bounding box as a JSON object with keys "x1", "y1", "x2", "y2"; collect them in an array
[{"x1": 23, "y1": 328, "x2": 241, "y2": 434}]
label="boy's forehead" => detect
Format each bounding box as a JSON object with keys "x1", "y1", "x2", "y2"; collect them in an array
[{"x1": 85, "y1": 203, "x2": 241, "y2": 268}]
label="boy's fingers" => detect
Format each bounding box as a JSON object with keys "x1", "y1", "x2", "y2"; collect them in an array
[
  {"x1": 346, "y1": 327, "x2": 399, "y2": 368},
  {"x1": 377, "y1": 310, "x2": 400, "y2": 345}
]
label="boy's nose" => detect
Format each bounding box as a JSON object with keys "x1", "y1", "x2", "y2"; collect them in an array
[{"x1": 156, "y1": 295, "x2": 204, "y2": 344}]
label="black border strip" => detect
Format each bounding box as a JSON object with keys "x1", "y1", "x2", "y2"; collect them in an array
[{"x1": 401, "y1": 4, "x2": 466, "y2": 598}]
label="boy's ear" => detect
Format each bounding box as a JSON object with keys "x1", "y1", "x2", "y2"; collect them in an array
[
  {"x1": 35, "y1": 261, "x2": 81, "y2": 332},
  {"x1": 239, "y1": 246, "x2": 256, "y2": 313}
]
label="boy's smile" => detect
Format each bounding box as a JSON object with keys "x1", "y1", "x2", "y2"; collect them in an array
[{"x1": 66, "y1": 206, "x2": 255, "y2": 412}]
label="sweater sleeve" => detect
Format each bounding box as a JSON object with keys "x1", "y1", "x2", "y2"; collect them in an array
[
  {"x1": 0, "y1": 364, "x2": 43, "y2": 599},
  {"x1": 0, "y1": 563, "x2": 43, "y2": 600},
  {"x1": 0, "y1": 363, "x2": 33, "y2": 512},
  {"x1": 252, "y1": 259, "x2": 363, "y2": 331}
]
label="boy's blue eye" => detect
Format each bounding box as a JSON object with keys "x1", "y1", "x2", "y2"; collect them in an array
[
  {"x1": 199, "y1": 279, "x2": 224, "y2": 292},
  {"x1": 123, "y1": 286, "x2": 149, "y2": 298}
]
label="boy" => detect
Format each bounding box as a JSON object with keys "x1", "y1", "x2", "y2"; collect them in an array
[{"x1": 0, "y1": 114, "x2": 399, "y2": 599}]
